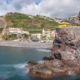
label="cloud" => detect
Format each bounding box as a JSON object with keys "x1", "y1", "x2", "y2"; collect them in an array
[
  {"x1": 0, "y1": 0, "x2": 80, "y2": 18},
  {"x1": 10, "y1": 0, "x2": 37, "y2": 10},
  {"x1": 36, "y1": 0, "x2": 80, "y2": 18}
]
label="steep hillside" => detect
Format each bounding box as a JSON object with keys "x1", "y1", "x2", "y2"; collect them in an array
[
  {"x1": 5, "y1": 12, "x2": 58, "y2": 30},
  {"x1": 0, "y1": 17, "x2": 6, "y2": 34}
]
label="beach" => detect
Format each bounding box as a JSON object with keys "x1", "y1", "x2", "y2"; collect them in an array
[{"x1": 0, "y1": 41, "x2": 53, "y2": 49}]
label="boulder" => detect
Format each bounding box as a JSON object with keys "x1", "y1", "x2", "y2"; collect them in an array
[
  {"x1": 52, "y1": 59, "x2": 64, "y2": 68},
  {"x1": 28, "y1": 60, "x2": 38, "y2": 66},
  {"x1": 28, "y1": 26, "x2": 80, "y2": 79}
]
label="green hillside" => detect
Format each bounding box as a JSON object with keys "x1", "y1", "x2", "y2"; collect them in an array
[{"x1": 5, "y1": 12, "x2": 58, "y2": 30}]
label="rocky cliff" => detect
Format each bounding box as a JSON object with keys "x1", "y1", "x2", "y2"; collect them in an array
[
  {"x1": 0, "y1": 17, "x2": 5, "y2": 28},
  {"x1": 26, "y1": 26, "x2": 80, "y2": 79}
]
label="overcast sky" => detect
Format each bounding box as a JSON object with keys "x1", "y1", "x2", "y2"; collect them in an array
[{"x1": 0, "y1": 0, "x2": 80, "y2": 18}]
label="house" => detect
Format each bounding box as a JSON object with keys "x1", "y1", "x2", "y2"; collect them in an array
[
  {"x1": 31, "y1": 33, "x2": 41, "y2": 41},
  {"x1": 51, "y1": 30, "x2": 56, "y2": 38},
  {"x1": 42, "y1": 29, "x2": 45, "y2": 36},
  {"x1": 8, "y1": 28, "x2": 29, "y2": 34},
  {"x1": 36, "y1": 15, "x2": 47, "y2": 19},
  {"x1": 54, "y1": 18, "x2": 63, "y2": 23},
  {"x1": 26, "y1": 14, "x2": 33, "y2": 18},
  {"x1": 58, "y1": 22, "x2": 72, "y2": 28},
  {"x1": 42, "y1": 29, "x2": 56, "y2": 40},
  {"x1": 21, "y1": 31, "x2": 29, "y2": 34},
  {"x1": 8, "y1": 28, "x2": 21, "y2": 34}
]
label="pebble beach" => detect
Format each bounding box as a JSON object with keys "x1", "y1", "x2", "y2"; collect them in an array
[{"x1": 0, "y1": 41, "x2": 53, "y2": 49}]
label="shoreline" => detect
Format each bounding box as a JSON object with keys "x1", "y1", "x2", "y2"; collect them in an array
[{"x1": 0, "y1": 41, "x2": 53, "y2": 49}]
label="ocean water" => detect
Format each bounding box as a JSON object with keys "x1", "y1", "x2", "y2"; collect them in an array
[{"x1": 0, "y1": 46, "x2": 80, "y2": 80}]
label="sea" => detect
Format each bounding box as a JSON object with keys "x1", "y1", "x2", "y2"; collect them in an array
[{"x1": 0, "y1": 46, "x2": 80, "y2": 80}]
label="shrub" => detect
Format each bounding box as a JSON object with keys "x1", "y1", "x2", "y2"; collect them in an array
[
  {"x1": 2, "y1": 34, "x2": 8, "y2": 40},
  {"x1": 29, "y1": 30, "x2": 42, "y2": 33},
  {"x1": 8, "y1": 34, "x2": 17, "y2": 40},
  {"x1": 22, "y1": 34, "x2": 29, "y2": 39},
  {"x1": 0, "y1": 28, "x2": 3, "y2": 33},
  {"x1": 2, "y1": 34, "x2": 17, "y2": 40}
]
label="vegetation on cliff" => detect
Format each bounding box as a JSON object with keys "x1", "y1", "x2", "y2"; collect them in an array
[
  {"x1": 5, "y1": 12, "x2": 58, "y2": 30},
  {"x1": 2, "y1": 34, "x2": 17, "y2": 40}
]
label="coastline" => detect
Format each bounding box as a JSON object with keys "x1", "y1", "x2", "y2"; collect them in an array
[{"x1": 0, "y1": 41, "x2": 53, "y2": 49}]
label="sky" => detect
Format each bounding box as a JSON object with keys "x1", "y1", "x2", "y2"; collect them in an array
[{"x1": 0, "y1": 0, "x2": 80, "y2": 18}]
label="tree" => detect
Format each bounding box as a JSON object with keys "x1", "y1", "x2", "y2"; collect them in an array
[{"x1": 41, "y1": 35, "x2": 46, "y2": 40}]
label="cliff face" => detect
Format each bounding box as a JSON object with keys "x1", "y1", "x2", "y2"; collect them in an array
[
  {"x1": 26, "y1": 26, "x2": 80, "y2": 79},
  {"x1": 0, "y1": 17, "x2": 5, "y2": 28}
]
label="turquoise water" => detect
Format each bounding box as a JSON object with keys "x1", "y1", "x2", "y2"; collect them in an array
[{"x1": 0, "y1": 46, "x2": 80, "y2": 80}]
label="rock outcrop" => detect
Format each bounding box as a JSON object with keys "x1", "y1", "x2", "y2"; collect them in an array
[
  {"x1": 0, "y1": 17, "x2": 5, "y2": 28},
  {"x1": 26, "y1": 26, "x2": 80, "y2": 79}
]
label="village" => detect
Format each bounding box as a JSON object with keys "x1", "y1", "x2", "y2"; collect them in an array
[{"x1": 0, "y1": 12, "x2": 80, "y2": 43}]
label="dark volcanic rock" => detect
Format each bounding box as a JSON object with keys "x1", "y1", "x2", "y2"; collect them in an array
[
  {"x1": 42, "y1": 56, "x2": 54, "y2": 60},
  {"x1": 25, "y1": 60, "x2": 38, "y2": 68},
  {"x1": 27, "y1": 26, "x2": 80, "y2": 79},
  {"x1": 28, "y1": 60, "x2": 38, "y2": 66}
]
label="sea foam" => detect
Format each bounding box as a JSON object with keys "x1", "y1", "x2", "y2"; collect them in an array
[{"x1": 36, "y1": 49, "x2": 51, "y2": 52}]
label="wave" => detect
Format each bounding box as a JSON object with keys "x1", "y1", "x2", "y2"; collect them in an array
[
  {"x1": 0, "y1": 63, "x2": 26, "y2": 68},
  {"x1": 0, "y1": 63, "x2": 29, "y2": 80},
  {"x1": 36, "y1": 49, "x2": 51, "y2": 52},
  {"x1": 0, "y1": 60, "x2": 43, "y2": 70},
  {"x1": 0, "y1": 62, "x2": 80, "y2": 80},
  {"x1": 0, "y1": 74, "x2": 10, "y2": 80},
  {"x1": 0, "y1": 60, "x2": 45, "y2": 80},
  {"x1": 13, "y1": 63, "x2": 26, "y2": 69},
  {"x1": 38, "y1": 60, "x2": 44, "y2": 64}
]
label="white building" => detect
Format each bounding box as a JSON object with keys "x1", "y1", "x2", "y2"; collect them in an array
[
  {"x1": 42, "y1": 28, "x2": 45, "y2": 36},
  {"x1": 42, "y1": 29, "x2": 56, "y2": 40},
  {"x1": 31, "y1": 33, "x2": 41, "y2": 40},
  {"x1": 8, "y1": 28, "x2": 29, "y2": 34}
]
